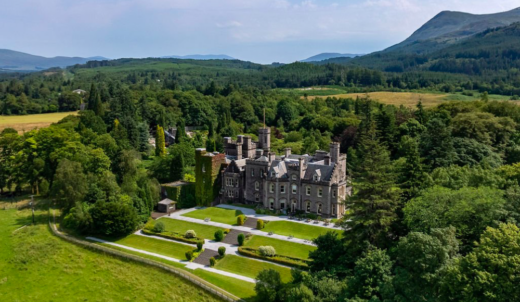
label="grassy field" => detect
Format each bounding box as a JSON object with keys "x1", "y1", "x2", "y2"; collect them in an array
[
  {"x1": 0, "y1": 111, "x2": 77, "y2": 133},
  {"x1": 262, "y1": 221, "x2": 343, "y2": 241},
  {"x1": 244, "y1": 235, "x2": 316, "y2": 259},
  {"x1": 112, "y1": 234, "x2": 195, "y2": 260},
  {"x1": 97, "y1": 240, "x2": 256, "y2": 301},
  {"x1": 0, "y1": 200, "x2": 221, "y2": 302},
  {"x1": 306, "y1": 91, "x2": 514, "y2": 108},
  {"x1": 157, "y1": 218, "x2": 225, "y2": 239},
  {"x1": 215, "y1": 255, "x2": 293, "y2": 283},
  {"x1": 182, "y1": 207, "x2": 244, "y2": 225}
]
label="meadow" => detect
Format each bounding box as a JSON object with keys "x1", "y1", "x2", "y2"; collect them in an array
[
  {"x1": 0, "y1": 199, "x2": 222, "y2": 302},
  {"x1": 0, "y1": 111, "x2": 77, "y2": 133}
]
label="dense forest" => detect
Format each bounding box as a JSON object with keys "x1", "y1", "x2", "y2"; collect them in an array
[{"x1": 2, "y1": 69, "x2": 520, "y2": 299}]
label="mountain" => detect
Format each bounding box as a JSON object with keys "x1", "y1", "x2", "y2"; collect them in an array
[
  {"x1": 160, "y1": 54, "x2": 235, "y2": 60},
  {"x1": 386, "y1": 7, "x2": 520, "y2": 54},
  {"x1": 301, "y1": 53, "x2": 363, "y2": 62},
  {"x1": 0, "y1": 49, "x2": 108, "y2": 71}
]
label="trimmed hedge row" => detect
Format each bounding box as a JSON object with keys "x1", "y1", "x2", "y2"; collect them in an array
[
  {"x1": 142, "y1": 229, "x2": 203, "y2": 245},
  {"x1": 237, "y1": 247, "x2": 310, "y2": 270}
]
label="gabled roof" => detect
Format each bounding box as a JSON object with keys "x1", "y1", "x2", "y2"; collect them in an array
[
  {"x1": 159, "y1": 198, "x2": 176, "y2": 205},
  {"x1": 303, "y1": 164, "x2": 334, "y2": 181}
]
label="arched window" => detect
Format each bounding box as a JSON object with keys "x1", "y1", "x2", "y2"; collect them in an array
[
  {"x1": 317, "y1": 203, "x2": 322, "y2": 214},
  {"x1": 280, "y1": 199, "x2": 286, "y2": 210},
  {"x1": 306, "y1": 201, "x2": 311, "y2": 213},
  {"x1": 255, "y1": 181, "x2": 260, "y2": 191},
  {"x1": 269, "y1": 198, "x2": 274, "y2": 210}
]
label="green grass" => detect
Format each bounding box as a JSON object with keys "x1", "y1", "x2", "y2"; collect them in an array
[
  {"x1": 182, "y1": 207, "x2": 244, "y2": 225},
  {"x1": 215, "y1": 255, "x2": 293, "y2": 283},
  {"x1": 112, "y1": 234, "x2": 195, "y2": 260},
  {"x1": 0, "y1": 201, "x2": 222, "y2": 302},
  {"x1": 157, "y1": 218, "x2": 225, "y2": 239},
  {"x1": 244, "y1": 235, "x2": 316, "y2": 259},
  {"x1": 262, "y1": 221, "x2": 343, "y2": 241},
  {"x1": 97, "y1": 242, "x2": 256, "y2": 301},
  {"x1": 191, "y1": 269, "x2": 256, "y2": 301}
]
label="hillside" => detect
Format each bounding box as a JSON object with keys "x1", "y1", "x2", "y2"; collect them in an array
[
  {"x1": 0, "y1": 49, "x2": 107, "y2": 71},
  {"x1": 301, "y1": 53, "x2": 362, "y2": 62},
  {"x1": 161, "y1": 54, "x2": 235, "y2": 60}
]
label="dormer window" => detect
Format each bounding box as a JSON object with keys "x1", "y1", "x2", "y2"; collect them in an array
[
  {"x1": 313, "y1": 174, "x2": 319, "y2": 181},
  {"x1": 291, "y1": 174, "x2": 297, "y2": 180}
]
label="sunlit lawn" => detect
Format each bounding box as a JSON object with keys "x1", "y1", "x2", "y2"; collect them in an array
[
  {"x1": 261, "y1": 220, "x2": 343, "y2": 241},
  {"x1": 157, "y1": 218, "x2": 225, "y2": 239},
  {"x1": 244, "y1": 235, "x2": 316, "y2": 259},
  {"x1": 215, "y1": 255, "x2": 293, "y2": 283},
  {"x1": 182, "y1": 207, "x2": 244, "y2": 225}
]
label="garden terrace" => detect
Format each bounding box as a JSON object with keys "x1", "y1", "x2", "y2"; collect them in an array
[
  {"x1": 182, "y1": 207, "x2": 244, "y2": 225},
  {"x1": 243, "y1": 235, "x2": 316, "y2": 260},
  {"x1": 214, "y1": 255, "x2": 293, "y2": 283},
  {"x1": 112, "y1": 234, "x2": 196, "y2": 261},
  {"x1": 261, "y1": 220, "x2": 344, "y2": 241},
  {"x1": 157, "y1": 218, "x2": 226, "y2": 240}
]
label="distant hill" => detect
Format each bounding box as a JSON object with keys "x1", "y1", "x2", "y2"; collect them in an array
[
  {"x1": 301, "y1": 53, "x2": 363, "y2": 62},
  {"x1": 0, "y1": 49, "x2": 108, "y2": 71},
  {"x1": 386, "y1": 7, "x2": 520, "y2": 54},
  {"x1": 160, "y1": 54, "x2": 235, "y2": 60}
]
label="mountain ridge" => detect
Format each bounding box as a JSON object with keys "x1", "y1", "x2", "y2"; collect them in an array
[
  {"x1": 0, "y1": 49, "x2": 108, "y2": 71},
  {"x1": 160, "y1": 54, "x2": 235, "y2": 60},
  {"x1": 301, "y1": 53, "x2": 363, "y2": 62}
]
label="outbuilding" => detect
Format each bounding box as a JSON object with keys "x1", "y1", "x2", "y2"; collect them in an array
[{"x1": 157, "y1": 198, "x2": 176, "y2": 213}]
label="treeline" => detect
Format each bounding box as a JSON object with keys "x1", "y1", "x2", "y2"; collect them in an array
[{"x1": 253, "y1": 99, "x2": 520, "y2": 302}]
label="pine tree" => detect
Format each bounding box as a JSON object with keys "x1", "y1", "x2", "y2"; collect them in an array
[
  {"x1": 87, "y1": 83, "x2": 97, "y2": 111},
  {"x1": 344, "y1": 121, "x2": 400, "y2": 249},
  {"x1": 170, "y1": 152, "x2": 185, "y2": 181},
  {"x1": 398, "y1": 136, "x2": 425, "y2": 199},
  {"x1": 155, "y1": 125, "x2": 166, "y2": 157},
  {"x1": 415, "y1": 100, "x2": 426, "y2": 124},
  {"x1": 176, "y1": 120, "x2": 187, "y2": 143}
]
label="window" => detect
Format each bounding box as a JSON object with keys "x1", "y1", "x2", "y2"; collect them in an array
[
  {"x1": 269, "y1": 183, "x2": 274, "y2": 193},
  {"x1": 280, "y1": 200, "x2": 285, "y2": 209},
  {"x1": 255, "y1": 194, "x2": 260, "y2": 202},
  {"x1": 332, "y1": 190, "x2": 336, "y2": 198},
  {"x1": 251, "y1": 169, "x2": 255, "y2": 177},
  {"x1": 202, "y1": 165, "x2": 206, "y2": 173},
  {"x1": 306, "y1": 201, "x2": 311, "y2": 213},
  {"x1": 292, "y1": 184, "x2": 297, "y2": 194},
  {"x1": 255, "y1": 181, "x2": 260, "y2": 191},
  {"x1": 280, "y1": 185, "x2": 286, "y2": 193},
  {"x1": 313, "y1": 174, "x2": 319, "y2": 181},
  {"x1": 291, "y1": 174, "x2": 297, "y2": 180},
  {"x1": 318, "y1": 188, "x2": 323, "y2": 197},
  {"x1": 318, "y1": 203, "x2": 322, "y2": 214},
  {"x1": 306, "y1": 186, "x2": 311, "y2": 196},
  {"x1": 269, "y1": 198, "x2": 274, "y2": 210},
  {"x1": 332, "y1": 206, "x2": 336, "y2": 215},
  {"x1": 235, "y1": 179, "x2": 239, "y2": 187}
]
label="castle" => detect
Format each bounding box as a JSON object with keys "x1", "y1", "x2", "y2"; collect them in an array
[{"x1": 194, "y1": 125, "x2": 350, "y2": 219}]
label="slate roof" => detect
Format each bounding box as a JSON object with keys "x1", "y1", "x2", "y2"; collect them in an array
[
  {"x1": 158, "y1": 198, "x2": 176, "y2": 205},
  {"x1": 303, "y1": 164, "x2": 334, "y2": 181}
]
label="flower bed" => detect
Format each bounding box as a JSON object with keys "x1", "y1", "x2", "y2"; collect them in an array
[
  {"x1": 142, "y1": 229, "x2": 203, "y2": 245},
  {"x1": 237, "y1": 247, "x2": 310, "y2": 269}
]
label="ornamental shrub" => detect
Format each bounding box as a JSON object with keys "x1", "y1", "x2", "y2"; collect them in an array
[
  {"x1": 259, "y1": 246, "x2": 276, "y2": 257},
  {"x1": 257, "y1": 219, "x2": 265, "y2": 229},
  {"x1": 153, "y1": 221, "x2": 165, "y2": 233},
  {"x1": 185, "y1": 250, "x2": 193, "y2": 261},
  {"x1": 197, "y1": 241, "x2": 203, "y2": 251},
  {"x1": 209, "y1": 257, "x2": 216, "y2": 267},
  {"x1": 237, "y1": 214, "x2": 246, "y2": 226},
  {"x1": 218, "y1": 246, "x2": 226, "y2": 257},
  {"x1": 237, "y1": 233, "x2": 245, "y2": 246},
  {"x1": 185, "y1": 230, "x2": 197, "y2": 238},
  {"x1": 214, "y1": 230, "x2": 224, "y2": 241}
]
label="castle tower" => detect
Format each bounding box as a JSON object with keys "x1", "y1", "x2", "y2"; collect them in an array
[
  {"x1": 258, "y1": 127, "x2": 271, "y2": 152},
  {"x1": 330, "y1": 142, "x2": 340, "y2": 164}
]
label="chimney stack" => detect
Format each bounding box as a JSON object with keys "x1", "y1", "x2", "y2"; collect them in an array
[
  {"x1": 330, "y1": 142, "x2": 340, "y2": 164},
  {"x1": 284, "y1": 148, "x2": 292, "y2": 158}
]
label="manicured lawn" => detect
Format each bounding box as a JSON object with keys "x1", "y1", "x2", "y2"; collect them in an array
[
  {"x1": 244, "y1": 235, "x2": 316, "y2": 259},
  {"x1": 182, "y1": 207, "x2": 244, "y2": 225},
  {"x1": 113, "y1": 234, "x2": 195, "y2": 260},
  {"x1": 158, "y1": 218, "x2": 225, "y2": 239},
  {"x1": 0, "y1": 202, "x2": 221, "y2": 302},
  {"x1": 192, "y1": 269, "x2": 256, "y2": 301},
  {"x1": 215, "y1": 255, "x2": 293, "y2": 283},
  {"x1": 261, "y1": 221, "x2": 343, "y2": 241}
]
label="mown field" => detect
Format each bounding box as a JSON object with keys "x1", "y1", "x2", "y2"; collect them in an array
[
  {"x1": 0, "y1": 198, "x2": 222, "y2": 302},
  {"x1": 0, "y1": 111, "x2": 77, "y2": 133},
  {"x1": 305, "y1": 91, "x2": 514, "y2": 108}
]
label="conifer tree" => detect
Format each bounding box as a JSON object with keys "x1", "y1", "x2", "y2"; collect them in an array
[
  {"x1": 87, "y1": 83, "x2": 97, "y2": 111},
  {"x1": 398, "y1": 136, "x2": 426, "y2": 199},
  {"x1": 344, "y1": 121, "x2": 400, "y2": 249},
  {"x1": 170, "y1": 152, "x2": 185, "y2": 181},
  {"x1": 155, "y1": 125, "x2": 166, "y2": 157}
]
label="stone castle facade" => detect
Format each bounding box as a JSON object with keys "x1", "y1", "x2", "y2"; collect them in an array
[{"x1": 218, "y1": 127, "x2": 350, "y2": 218}]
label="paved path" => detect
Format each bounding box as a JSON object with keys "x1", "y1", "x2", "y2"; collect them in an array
[
  {"x1": 217, "y1": 204, "x2": 343, "y2": 230},
  {"x1": 222, "y1": 229, "x2": 250, "y2": 246},
  {"x1": 193, "y1": 249, "x2": 220, "y2": 266},
  {"x1": 87, "y1": 236, "x2": 255, "y2": 283}
]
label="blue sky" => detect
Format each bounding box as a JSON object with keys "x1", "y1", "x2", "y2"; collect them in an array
[{"x1": 1, "y1": 0, "x2": 519, "y2": 64}]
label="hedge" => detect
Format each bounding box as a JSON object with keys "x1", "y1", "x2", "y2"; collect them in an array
[
  {"x1": 237, "y1": 247, "x2": 310, "y2": 270},
  {"x1": 142, "y1": 229, "x2": 203, "y2": 245}
]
